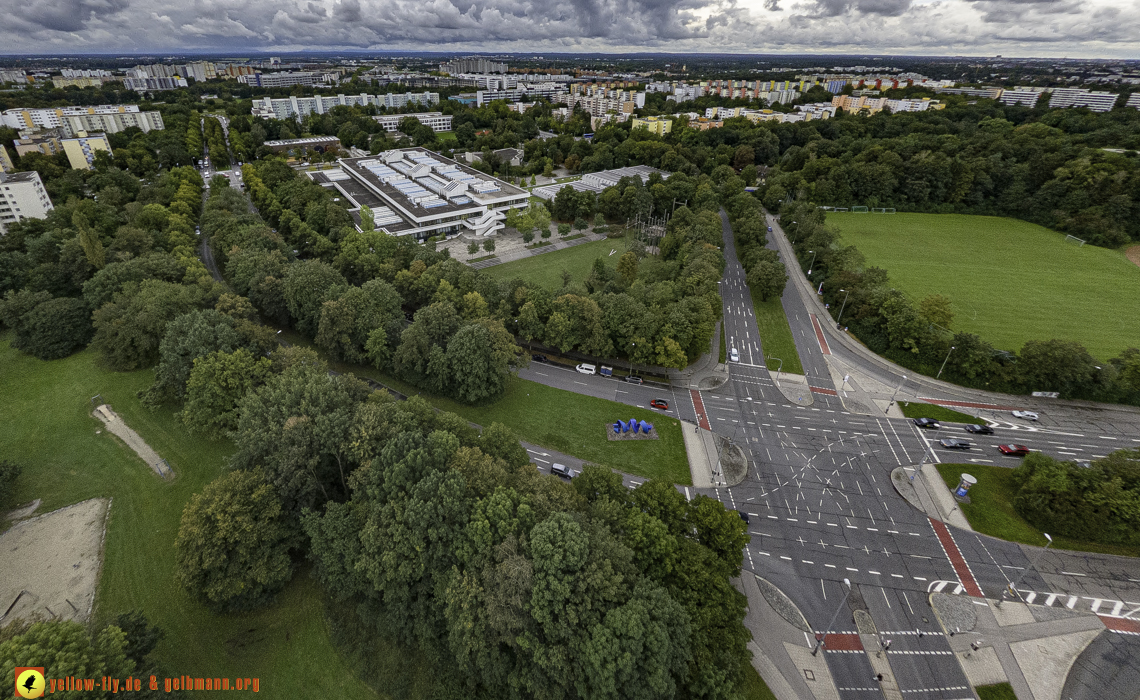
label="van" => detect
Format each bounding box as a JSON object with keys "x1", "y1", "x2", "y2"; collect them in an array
[
  {"x1": 576, "y1": 363, "x2": 596, "y2": 375},
  {"x1": 551, "y1": 463, "x2": 573, "y2": 479}
]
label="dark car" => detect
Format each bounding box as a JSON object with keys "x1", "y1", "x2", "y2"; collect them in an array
[
  {"x1": 998, "y1": 444, "x2": 1030, "y2": 457},
  {"x1": 531, "y1": 354, "x2": 548, "y2": 363},
  {"x1": 965, "y1": 424, "x2": 994, "y2": 435},
  {"x1": 551, "y1": 463, "x2": 573, "y2": 479},
  {"x1": 939, "y1": 438, "x2": 972, "y2": 450},
  {"x1": 624, "y1": 375, "x2": 643, "y2": 385},
  {"x1": 650, "y1": 398, "x2": 670, "y2": 410},
  {"x1": 913, "y1": 418, "x2": 941, "y2": 429}
]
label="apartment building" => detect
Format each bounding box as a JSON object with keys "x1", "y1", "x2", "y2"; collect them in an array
[
  {"x1": 0, "y1": 70, "x2": 28, "y2": 84},
  {"x1": 831, "y1": 95, "x2": 942, "y2": 115},
  {"x1": 631, "y1": 116, "x2": 672, "y2": 135},
  {"x1": 476, "y1": 84, "x2": 569, "y2": 106},
  {"x1": 124, "y1": 76, "x2": 188, "y2": 91},
  {"x1": 262, "y1": 136, "x2": 342, "y2": 154},
  {"x1": 0, "y1": 146, "x2": 13, "y2": 173},
  {"x1": 1048, "y1": 89, "x2": 1119, "y2": 112},
  {"x1": 251, "y1": 92, "x2": 440, "y2": 120},
  {"x1": 440, "y1": 58, "x2": 508, "y2": 75},
  {"x1": 936, "y1": 87, "x2": 1004, "y2": 99},
  {"x1": 1127, "y1": 93, "x2": 1140, "y2": 109},
  {"x1": 309, "y1": 147, "x2": 529, "y2": 239},
  {"x1": 373, "y1": 112, "x2": 453, "y2": 133},
  {"x1": 53, "y1": 76, "x2": 120, "y2": 88},
  {"x1": 0, "y1": 171, "x2": 54, "y2": 235},
  {"x1": 62, "y1": 132, "x2": 112, "y2": 170},
  {"x1": 1, "y1": 105, "x2": 164, "y2": 137},
  {"x1": 238, "y1": 72, "x2": 320, "y2": 88},
  {"x1": 998, "y1": 89, "x2": 1044, "y2": 107},
  {"x1": 14, "y1": 131, "x2": 62, "y2": 158}
]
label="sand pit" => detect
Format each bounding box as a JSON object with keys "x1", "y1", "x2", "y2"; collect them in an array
[
  {"x1": 1127, "y1": 244, "x2": 1140, "y2": 269},
  {"x1": 0, "y1": 498, "x2": 110, "y2": 628}
]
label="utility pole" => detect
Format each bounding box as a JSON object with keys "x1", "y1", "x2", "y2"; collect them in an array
[
  {"x1": 812, "y1": 578, "x2": 852, "y2": 655},
  {"x1": 996, "y1": 534, "x2": 1052, "y2": 607}
]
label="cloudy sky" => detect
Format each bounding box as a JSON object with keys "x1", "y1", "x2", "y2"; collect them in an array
[{"x1": 2, "y1": 0, "x2": 1139, "y2": 58}]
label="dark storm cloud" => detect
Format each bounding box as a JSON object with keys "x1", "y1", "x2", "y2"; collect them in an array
[
  {"x1": 806, "y1": 0, "x2": 912, "y2": 17},
  {"x1": 23, "y1": 0, "x2": 130, "y2": 32}
]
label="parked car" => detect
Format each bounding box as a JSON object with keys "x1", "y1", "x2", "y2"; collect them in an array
[
  {"x1": 998, "y1": 444, "x2": 1031, "y2": 456},
  {"x1": 551, "y1": 463, "x2": 573, "y2": 479},
  {"x1": 576, "y1": 363, "x2": 596, "y2": 375},
  {"x1": 1011, "y1": 410, "x2": 1039, "y2": 421},
  {"x1": 650, "y1": 399, "x2": 670, "y2": 410},
  {"x1": 964, "y1": 424, "x2": 994, "y2": 435},
  {"x1": 913, "y1": 418, "x2": 941, "y2": 429},
  {"x1": 624, "y1": 375, "x2": 643, "y2": 385},
  {"x1": 531, "y1": 354, "x2": 548, "y2": 363},
  {"x1": 939, "y1": 438, "x2": 972, "y2": 450},
  {"x1": 730, "y1": 348, "x2": 740, "y2": 363}
]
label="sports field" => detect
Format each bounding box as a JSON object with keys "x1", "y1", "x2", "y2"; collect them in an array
[
  {"x1": 829, "y1": 213, "x2": 1140, "y2": 360},
  {"x1": 482, "y1": 238, "x2": 620, "y2": 289}
]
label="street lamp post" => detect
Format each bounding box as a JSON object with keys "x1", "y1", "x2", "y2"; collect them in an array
[
  {"x1": 790, "y1": 222, "x2": 799, "y2": 244},
  {"x1": 837, "y1": 288, "x2": 851, "y2": 324},
  {"x1": 807, "y1": 250, "x2": 816, "y2": 276},
  {"x1": 936, "y1": 346, "x2": 956, "y2": 380},
  {"x1": 996, "y1": 533, "x2": 1052, "y2": 607},
  {"x1": 768, "y1": 356, "x2": 784, "y2": 383},
  {"x1": 886, "y1": 375, "x2": 907, "y2": 414},
  {"x1": 812, "y1": 578, "x2": 852, "y2": 655}
]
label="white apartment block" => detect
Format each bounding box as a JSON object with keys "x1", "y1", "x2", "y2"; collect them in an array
[
  {"x1": 373, "y1": 112, "x2": 453, "y2": 133},
  {"x1": 476, "y1": 84, "x2": 569, "y2": 106},
  {"x1": 0, "y1": 171, "x2": 53, "y2": 235},
  {"x1": 238, "y1": 71, "x2": 319, "y2": 88},
  {"x1": 1048, "y1": 89, "x2": 1119, "y2": 112},
  {"x1": 440, "y1": 58, "x2": 508, "y2": 74},
  {"x1": 1, "y1": 105, "x2": 164, "y2": 137},
  {"x1": 999, "y1": 89, "x2": 1044, "y2": 107},
  {"x1": 0, "y1": 70, "x2": 28, "y2": 84},
  {"x1": 124, "y1": 76, "x2": 187, "y2": 91},
  {"x1": 251, "y1": 92, "x2": 440, "y2": 120},
  {"x1": 1127, "y1": 93, "x2": 1140, "y2": 109}
]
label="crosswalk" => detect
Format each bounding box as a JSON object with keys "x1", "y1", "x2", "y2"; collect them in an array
[{"x1": 926, "y1": 579, "x2": 1140, "y2": 620}]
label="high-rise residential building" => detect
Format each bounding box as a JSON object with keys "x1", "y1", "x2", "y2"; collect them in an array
[
  {"x1": 250, "y1": 93, "x2": 440, "y2": 120},
  {"x1": 2, "y1": 105, "x2": 164, "y2": 138},
  {"x1": 0, "y1": 69, "x2": 29, "y2": 84},
  {"x1": 0, "y1": 171, "x2": 54, "y2": 235},
  {"x1": 0, "y1": 146, "x2": 14, "y2": 173},
  {"x1": 176, "y1": 62, "x2": 217, "y2": 83},
  {"x1": 1048, "y1": 88, "x2": 1119, "y2": 112},
  {"x1": 14, "y1": 132, "x2": 63, "y2": 158},
  {"x1": 439, "y1": 57, "x2": 508, "y2": 74},
  {"x1": 52, "y1": 76, "x2": 120, "y2": 88},
  {"x1": 373, "y1": 113, "x2": 453, "y2": 133},
  {"x1": 936, "y1": 87, "x2": 1004, "y2": 99},
  {"x1": 238, "y1": 71, "x2": 319, "y2": 88},
  {"x1": 129, "y1": 64, "x2": 177, "y2": 79},
  {"x1": 631, "y1": 116, "x2": 672, "y2": 136},
  {"x1": 998, "y1": 89, "x2": 1043, "y2": 107},
  {"x1": 60, "y1": 69, "x2": 112, "y2": 78},
  {"x1": 62, "y1": 132, "x2": 112, "y2": 170},
  {"x1": 124, "y1": 76, "x2": 188, "y2": 91},
  {"x1": 1127, "y1": 93, "x2": 1140, "y2": 109},
  {"x1": 476, "y1": 85, "x2": 568, "y2": 106}
]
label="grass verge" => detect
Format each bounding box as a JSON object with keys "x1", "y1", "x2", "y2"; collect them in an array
[
  {"x1": 750, "y1": 292, "x2": 804, "y2": 376},
  {"x1": 898, "y1": 401, "x2": 978, "y2": 423},
  {"x1": 976, "y1": 683, "x2": 1017, "y2": 700},
  {"x1": 739, "y1": 662, "x2": 778, "y2": 700},
  {"x1": 0, "y1": 337, "x2": 380, "y2": 698},
  {"x1": 828, "y1": 212, "x2": 1140, "y2": 360},
  {"x1": 934, "y1": 463, "x2": 1140, "y2": 558},
  {"x1": 482, "y1": 238, "x2": 618, "y2": 289},
  {"x1": 719, "y1": 326, "x2": 727, "y2": 364}
]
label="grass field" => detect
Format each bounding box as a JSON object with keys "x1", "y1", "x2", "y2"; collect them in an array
[
  {"x1": 0, "y1": 337, "x2": 383, "y2": 698},
  {"x1": 935, "y1": 463, "x2": 1140, "y2": 558},
  {"x1": 482, "y1": 238, "x2": 619, "y2": 289},
  {"x1": 828, "y1": 213, "x2": 1140, "y2": 360},
  {"x1": 751, "y1": 293, "x2": 805, "y2": 376},
  {"x1": 898, "y1": 401, "x2": 978, "y2": 423}
]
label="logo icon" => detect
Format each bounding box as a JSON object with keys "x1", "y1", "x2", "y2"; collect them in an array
[{"x1": 15, "y1": 668, "x2": 45, "y2": 698}]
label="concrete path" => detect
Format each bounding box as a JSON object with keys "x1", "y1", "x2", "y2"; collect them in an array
[{"x1": 681, "y1": 420, "x2": 721, "y2": 488}]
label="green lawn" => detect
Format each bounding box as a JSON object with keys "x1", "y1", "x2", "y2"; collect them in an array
[
  {"x1": 0, "y1": 338, "x2": 382, "y2": 699},
  {"x1": 482, "y1": 238, "x2": 619, "y2": 289},
  {"x1": 828, "y1": 213, "x2": 1140, "y2": 360},
  {"x1": 739, "y1": 662, "x2": 778, "y2": 700},
  {"x1": 976, "y1": 683, "x2": 1017, "y2": 700},
  {"x1": 935, "y1": 463, "x2": 1140, "y2": 558},
  {"x1": 751, "y1": 292, "x2": 805, "y2": 376},
  {"x1": 898, "y1": 401, "x2": 978, "y2": 423},
  {"x1": 719, "y1": 327, "x2": 727, "y2": 364}
]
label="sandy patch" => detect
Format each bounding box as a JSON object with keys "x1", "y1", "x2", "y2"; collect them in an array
[
  {"x1": 0, "y1": 498, "x2": 110, "y2": 627},
  {"x1": 1126, "y1": 244, "x2": 1140, "y2": 268}
]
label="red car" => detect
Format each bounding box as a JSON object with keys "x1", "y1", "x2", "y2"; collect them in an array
[
  {"x1": 998, "y1": 444, "x2": 1030, "y2": 457},
  {"x1": 650, "y1": 399, "x2": 669, "y2": 410}
]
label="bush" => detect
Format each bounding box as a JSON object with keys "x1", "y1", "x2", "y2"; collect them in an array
[
  {"x1": 12, "y1": 297, "x2": 94, "y2": 360},
  {"x1": 522, "y1": 230, "x2": 535, "y2": 243},
  {"x1": 0, "y1": 459, "x2": 22, "y2": 507},
  {"x1": 573, "y1": 217, "x2": 589, "y2": 231},
  {"x1": 541, "y1": 228, "x2": 552, "y2": 239},
  {"x1": 482, "y1": 239, "x2": 496, "y2": 253},
  {"x1": 558, "y1": 223, "x2": 571, "y2": 236}
]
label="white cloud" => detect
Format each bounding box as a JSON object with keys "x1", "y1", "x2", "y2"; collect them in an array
[{"x1": 0, "y1": 0, "x2": 1136, "y2": 56}]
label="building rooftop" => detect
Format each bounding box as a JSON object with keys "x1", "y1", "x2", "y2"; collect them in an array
[
  {"x1": 0, "y1": 171, "x2": 41, "y2": 183},
  {"x1": 263, "y1": 136, "x2": 341, "y2": 147}
]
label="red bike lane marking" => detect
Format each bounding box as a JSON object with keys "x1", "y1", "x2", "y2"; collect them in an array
[
  {"x1": 929, "y1": 519, "x2": 983, "y2": 597},
  {"x1": 809, "y1": 314, "x2": 832, "y2": 355},
  {"x1": 816, "y1": 633, "x2": 863, "y2": 651},
  {"x1": 690, "y1": 389, "x2": 711, "y2": 430}
]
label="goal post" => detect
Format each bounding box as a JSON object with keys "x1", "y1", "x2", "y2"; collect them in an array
[
  {"x1": 851, "y1": 206, "x2": 869, "y2": 213},
  {"x1": 1064, "y1": 234, "x2": 1086, "y2": 247}
]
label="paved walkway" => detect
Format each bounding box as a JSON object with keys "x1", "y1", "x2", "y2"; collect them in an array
[{"x1": 93, "y1": 404, "x2": 173, "y2": 479}]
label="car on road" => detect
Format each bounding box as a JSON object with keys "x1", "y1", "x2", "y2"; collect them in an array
[
  {"x1": 998, "y1": 444, "x2": 1031, "y2": 456},
  {"x1": 531, "y1": 354, "x2": 548, "y2": 363},
  {"x1": 551, "y1": 463, "x2": 573, "y2": 479},
  {"x1": 965, "y1": 424, "x2": 994, "y2": 435},
  {"x1": 1011, "y1": 410, "x2": 1039, "y2": 421},
  {"x1": 624, "y1": 375, "x2": 643, "y2": 385},
  {"x1": 650, "y1": 399, "x2": 670, "y2": 410},
  {"x1": 576, "y1": 363, "x2": 596, "y2": 375},
  {"x1": 912, "y1": 418, "x2": 941, "y2": 429},
  {"x1": 767, "y1": 226, "x2": 773, "y2": 232},
  {"x1": 729, "y1": 348, "x2": 740, "y2": 363},
  {"x1": 939, "y1": 438, "x2": 972, "y2": 450}
]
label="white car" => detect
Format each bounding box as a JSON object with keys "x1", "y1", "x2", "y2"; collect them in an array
[
  {"x1": 1011, "y1": 410, "x2": 1039, "y2": 421},
  {"x1": 729, "y1": 348, "x2": 740, "y2": 363},
  {"x1": 576, "y1": 363, "x2": 596, "y2": 375}
]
